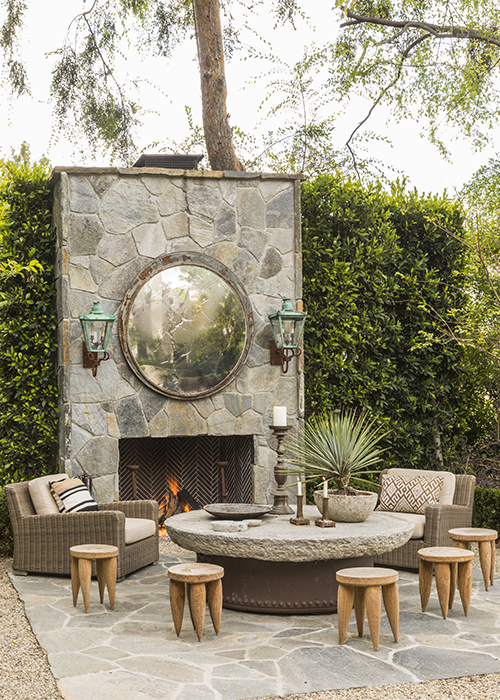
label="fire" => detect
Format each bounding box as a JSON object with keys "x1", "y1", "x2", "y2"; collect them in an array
[
  {"x1": 168, "y1": 473, "x2": 179, "y2": 497},
  {"x1": 157, "y1": 475, "x2": 193, "y2": 537},
  {"x1": 167, "y1": 473, "x2": 192, "y2": 512}
]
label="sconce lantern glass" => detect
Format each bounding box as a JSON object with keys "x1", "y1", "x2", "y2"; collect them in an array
[
  {"x1": 268, "y1": 299, "x2": 307, "y2": 373},
  {"x1": 79, "y1": 301, "x2": 116, "y2": 376}
]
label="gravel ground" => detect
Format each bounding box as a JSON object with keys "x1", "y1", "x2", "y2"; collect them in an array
[
  {"x1": 0, "y1": 559, "x2": 63, "y2": 700},
  {"x1": 1, "y1": 540, "x2": 499, "y2": 700}
]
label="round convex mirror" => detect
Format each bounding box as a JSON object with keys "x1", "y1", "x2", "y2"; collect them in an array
[{"x1": 120, "y1": 254, "x2": 254, "y2": 399}]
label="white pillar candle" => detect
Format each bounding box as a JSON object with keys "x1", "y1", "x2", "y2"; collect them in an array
[
  {"x1": 323, "y1": 479, "x2": 328, "y2": 497},
  {"x1": 297, "y1": 477, "x2": 302, "y2": 496},
  {"x1": 273, "y1": 406, "x2": 287, "y2": 427}
]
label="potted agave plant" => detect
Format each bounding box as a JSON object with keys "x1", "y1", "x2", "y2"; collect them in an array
[{"x1": 286, "y1": 409, "x2": 388, "y2": 522}]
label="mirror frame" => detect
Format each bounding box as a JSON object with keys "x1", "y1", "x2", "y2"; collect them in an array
[{"x1": 119, "y1": 252, "x2": 254, "y2": 399}]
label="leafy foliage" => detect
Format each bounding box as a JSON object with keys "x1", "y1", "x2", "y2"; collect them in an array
[
  {"x1": 0, "y1": 0, "x2": 303, "y2": 164},
  {"x1": 301, "y1": 174, "x2": 489, "y2": 472},
  {"x1": 330, "y1": 0, "x2": 500, "y2": 156},
  {"x1": 2, "y1": 1, "x2": 499, "y2": 169},
  {"x1": 0, "y1": 486, "x2": 13, "y2": 556},
  {"x1": 0, "y1": 0, "x2": 28, "y2": 96},
  {"x1": 0, "y1": 148, "x2": 58, "y2": 485},
  {"x1": 473, "y1": 486, "x2": 500, "y2": 531},
  {"x1": 414, "y1": 159, "x2": 500, "y2": 466}
]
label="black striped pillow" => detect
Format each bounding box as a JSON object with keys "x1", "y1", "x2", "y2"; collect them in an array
[{"x1": 49, "y1": 478, "x2": 99, "y2": 513}]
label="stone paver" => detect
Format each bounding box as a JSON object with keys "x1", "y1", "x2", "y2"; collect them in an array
[{"x1": 6, "y1": 552, "x2": 500, "y2": 700}]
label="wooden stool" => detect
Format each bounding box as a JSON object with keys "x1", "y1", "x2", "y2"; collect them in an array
[
  {"x1": 336, "y1": 567, "x2": 399, "y2": 651},
  {"x1": 448, "y1": 527, "x2": 498, "y2": 591},
  {"x1": 168, "y1": 563, "x2": 224, "y2": 642},
  {"x1": 418, "y1": 546, "x2": 474, "y2": 619},
  {"x1": 70, "y1": 544, "x2": 119, "y2": 613}
]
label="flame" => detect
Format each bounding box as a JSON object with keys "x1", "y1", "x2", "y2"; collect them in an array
[
  {"x1": 168, "y1": 473, "x2": 179, "y2": 497},
  {"x1": 157, "y1": 474, "x2": 192, "y2": 538}
]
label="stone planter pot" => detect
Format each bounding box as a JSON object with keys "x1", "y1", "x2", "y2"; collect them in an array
[{"x1": 313, "y1": 489, "x2": 378, "y2": 523}]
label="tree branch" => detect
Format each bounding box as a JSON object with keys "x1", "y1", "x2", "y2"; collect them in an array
[{"x1": 340, "y1": 9, "x2": 500, "y2": 49}]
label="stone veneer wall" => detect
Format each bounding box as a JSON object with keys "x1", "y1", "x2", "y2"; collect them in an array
[{"x1": 51, "y1": 167, "x2": 305, "y2": 503}]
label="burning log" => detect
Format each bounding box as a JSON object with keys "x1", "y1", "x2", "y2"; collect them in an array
[{"x1": 177, "y1": 490, "x2": 201, "y2": 511}]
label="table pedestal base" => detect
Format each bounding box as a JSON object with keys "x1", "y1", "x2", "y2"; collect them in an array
[{"x1": 197, "y1": 554, "x2": 373, "y2": 614}]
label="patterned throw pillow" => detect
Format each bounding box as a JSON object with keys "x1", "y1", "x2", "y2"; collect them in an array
[
  {"x1": 49, "y1": 478, "x2": 99, "y2": 513},
  {"x1": 376, "y1": 473, "x2": 444, "y2": 515}
]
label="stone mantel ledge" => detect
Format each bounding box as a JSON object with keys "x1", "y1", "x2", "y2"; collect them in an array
[
  {"x1": 49, "y1": 167, "x2": 307, "y2": 186},
  {"x1": 166, "y1": 508, "x2": 414, "y2": 563}
]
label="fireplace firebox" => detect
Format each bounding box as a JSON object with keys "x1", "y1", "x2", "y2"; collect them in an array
[{"x1": 119, "y1": 436, "x2": 253, "y2": 523}]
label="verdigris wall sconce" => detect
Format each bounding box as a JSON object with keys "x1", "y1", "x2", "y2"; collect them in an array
[
  {"x1": 79, "y1": 301, "x2": 116, "y2": 377},
  {"x1": 268, "y1": 299, "x2": 307, "y2": 373}
]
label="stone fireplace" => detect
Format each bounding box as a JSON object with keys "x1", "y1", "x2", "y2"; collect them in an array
[{"x1": 51, "y1": 166, "x2": 304, "y2": 507}]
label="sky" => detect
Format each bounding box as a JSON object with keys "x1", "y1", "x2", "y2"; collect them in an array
[{"x1": 0, "y1": 0, "x2": 496, "y2": 195}]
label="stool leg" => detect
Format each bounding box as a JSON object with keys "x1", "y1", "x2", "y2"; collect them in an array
[
  {"x1": 78, "y1": 558, "x2": 92, "y2": 613},
  {"x1": 188, "y1": 582, "x2": 206, "y2": 642},
  {"x1": 71, "y1": 556, "x2": 80, "y2": 607},
  {"x1": 457, "y1": 560, "x2": 473, "y2": 616},
  {"x1": 169, "y1": 579, "x2": 185, "y2": 637},
  {"x1": 206, "y1": 578, "x2": 223, "y2": 635},
  {"x1": 365, "y1": 585, "x2": 381, "y2": 651},
  {"x1": 479, "y1": 540, "x2": 492, "y2": 591},
  {"x1": 449, "y1": 562, "x2": 457, "y2": 609},
  {"x1": 454, "y1": 540, "x2": 468, "y2": 550},
  {"x1": 101, "y1": 557, "x2": 117, "y2": 610},
  {"x1": 381, "y1": 582, "x2": 399, "y2": 643},
  {"x1": 419, "y1": 559, "x2": 433, "y2": 612},
  {"x1": 353, "y1": 587, "x2": 366, "y2": 637},
  {"x1": 435, "y1": 562, "x2": 451, "y2": 619},
  {"x1": 96, "y1": 559, "x2": 106, "y2": 604},
  {"x1": 337, "y1": 583, "x2": 354, "y2": 645},
  {"x1": 491, "y1": 540, "x2": 495, "y2": 586}
]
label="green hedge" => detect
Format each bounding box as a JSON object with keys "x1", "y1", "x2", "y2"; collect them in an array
[
  {"x1": 473, "y1": 486, "x2": 500, "y2": 532},
  {"x1": 0, "y1": 487, "x2": 13, "y2": 556},
  {"x1": 301, "y1": 175, "x2": 489, "y2": 472},
  {"x1": 0, "y1": 155, "x2": 58, "y2": 486}
]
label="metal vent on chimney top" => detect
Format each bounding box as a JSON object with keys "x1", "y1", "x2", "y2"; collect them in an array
[{"x1": 133, "y1": 153, "x2": 204, "y2": 170}]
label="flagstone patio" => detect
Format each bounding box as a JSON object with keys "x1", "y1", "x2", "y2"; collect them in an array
[{"x1": 5, "y1": 548, "x2": 500, "y2": 700}]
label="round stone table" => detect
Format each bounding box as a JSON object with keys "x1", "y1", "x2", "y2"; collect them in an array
[{"x1": 166, "y1": 507, "x2": 414, "y2": 614}]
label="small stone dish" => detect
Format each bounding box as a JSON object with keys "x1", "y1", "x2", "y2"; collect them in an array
[
  {"x1": 203, "y1": 503, "x2": 273, "y2": 520},
  {"x1": 211, "y1": 521, "x2": 248, "y2": 532}
]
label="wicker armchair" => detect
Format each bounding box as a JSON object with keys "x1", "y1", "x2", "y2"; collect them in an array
[
  {"x1": 374, "y1": 471, "x2": 476, "y2": 570},
  {"x1": 5, "y1": 480, "x2": 159, "y2": 580}
]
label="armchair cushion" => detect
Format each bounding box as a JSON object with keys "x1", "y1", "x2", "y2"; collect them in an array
[
  {"x1": 125, "y1": 517, "x2": 157, "y2": 544},
  {"x1": 28, "y1": 473, "x2": 68, "y2": 515},
  {"x1": 381, "y1": 511, "x2": 426, "y2": 539},
  {"x1": 377, "y1": 473, "x2": 444, "y2": 514}
]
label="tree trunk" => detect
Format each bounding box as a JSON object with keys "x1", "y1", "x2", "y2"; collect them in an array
[{"x1": 192, "y1": 0, "x2": 245, "y2": 172}]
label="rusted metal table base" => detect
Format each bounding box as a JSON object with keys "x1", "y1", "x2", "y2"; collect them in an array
[{"x1": 197, "y1": 553, "x2": 373, "y2": 614}]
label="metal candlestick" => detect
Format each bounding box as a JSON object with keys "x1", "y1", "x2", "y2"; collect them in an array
[
  {"x1": 290, "y1": 493, "x2": 310, "y2": 526},
  {"x1": 315, "y1": 495, "x2": 335, "y2": 528},
  {"x1": 269, "y1": 424, "x2": 293, "y2": 514}
]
